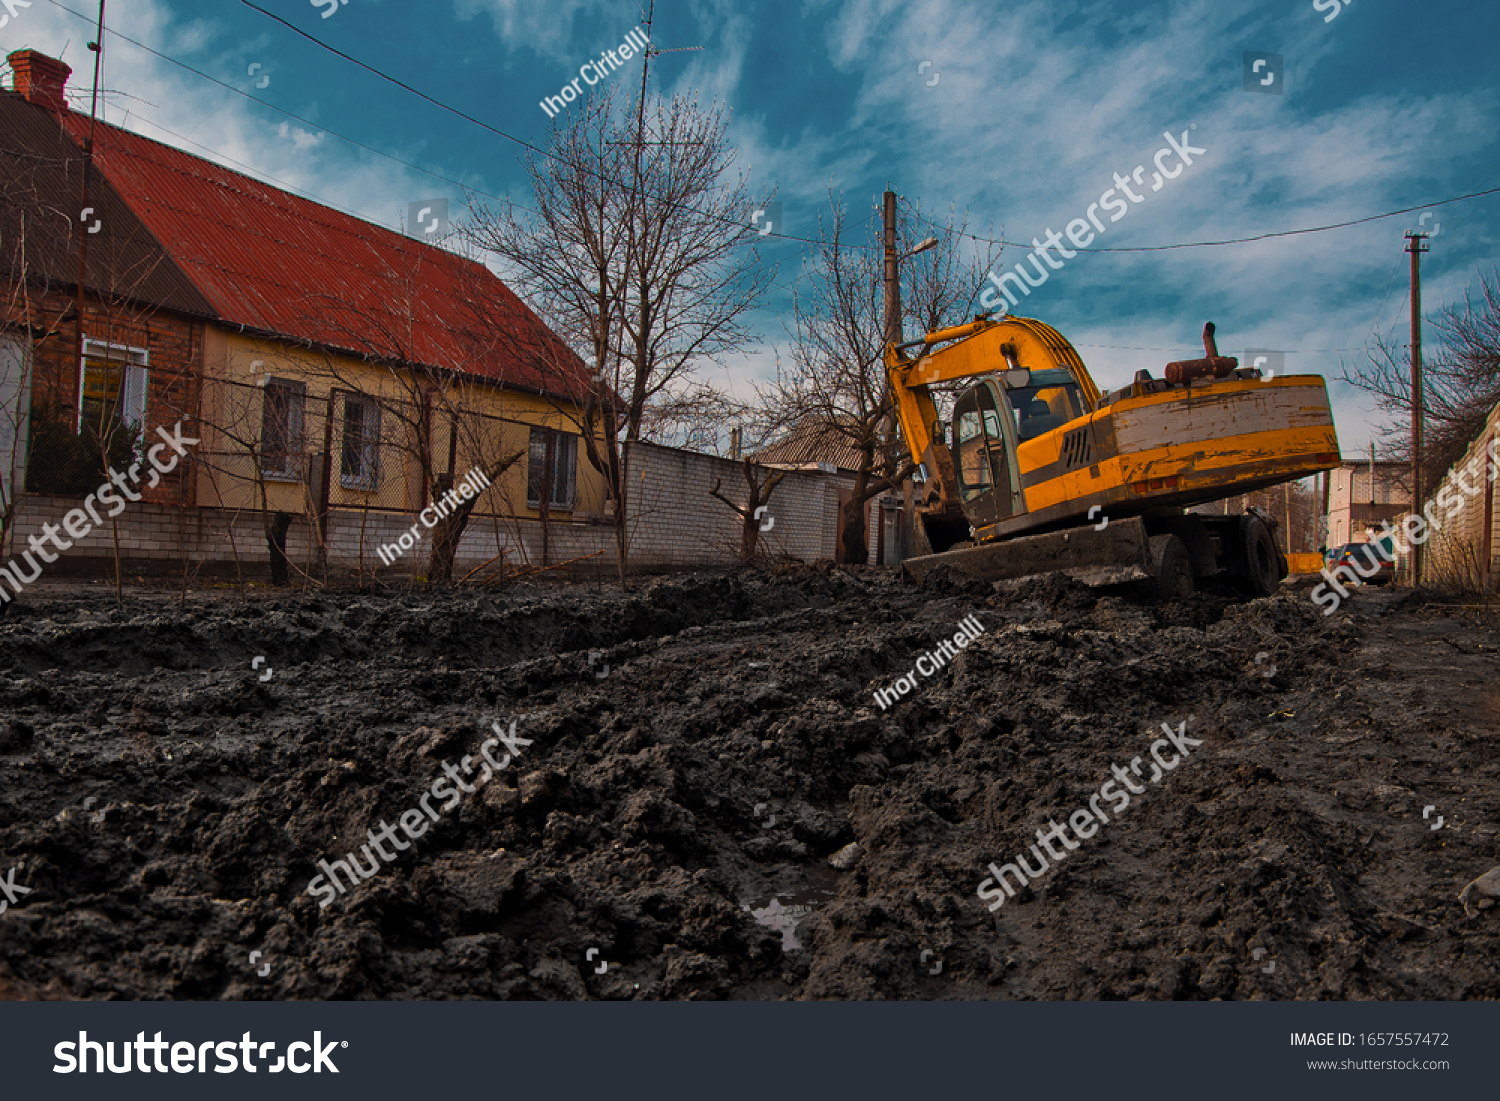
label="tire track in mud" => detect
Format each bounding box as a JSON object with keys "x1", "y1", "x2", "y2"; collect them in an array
[{"x1": 0, "y1": 571, "x2": 1496, "y2": 1000}]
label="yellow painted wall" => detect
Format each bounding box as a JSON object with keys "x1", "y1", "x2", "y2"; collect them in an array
[{"x1": 196, "y1": 328, "x2": 608, "y2": 519}]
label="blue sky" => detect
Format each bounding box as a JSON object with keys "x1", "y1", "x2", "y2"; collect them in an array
[{"x1": 5, "y1": 0, "x2": 1499, "y2": 456}]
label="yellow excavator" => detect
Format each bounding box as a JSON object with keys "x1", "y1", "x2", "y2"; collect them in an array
[{"x1": 886, "y1": 315, "x2": 1340, "y2": 597}]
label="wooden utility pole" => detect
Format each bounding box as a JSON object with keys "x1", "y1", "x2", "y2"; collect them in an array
[
  {"x1": 881, "y1": 192, "x2": 938, "y2": 563},
  {"x1": 75, "y1": 2, "x2": 108, "y2": 419},
  {"x1": 883, "y1": 190, "x2": 901, "y2": 347},
  {"x1": 1405, "y1": 230, "x2": 1428, "y2": 584}
]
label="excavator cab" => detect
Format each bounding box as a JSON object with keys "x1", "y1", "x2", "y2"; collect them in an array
[
  {"x1": 951, "y1": 368, "x2": 1088, "y2": 528},
  {"x1": 952, "y1": 379, "x2": 1019, "y2": 527}
]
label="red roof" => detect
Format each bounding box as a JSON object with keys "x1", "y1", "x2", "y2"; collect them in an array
[{"x1": 56, "y1": 110, "x2": 587, "y2": 397}]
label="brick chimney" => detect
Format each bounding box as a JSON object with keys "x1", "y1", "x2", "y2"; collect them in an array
[{"x1": 8, "y1": 50, "x2": 72, "y2": 114}]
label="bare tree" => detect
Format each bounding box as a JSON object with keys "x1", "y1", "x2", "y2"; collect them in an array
[
  {"x1": 1344, "y1": 268, "x2": 1500, "y2": 494},
  {"x1": 274, "y1": 247, "x2": 529, "y2": 584},
  {"x1": 708, "y1": 457, "x2": 786, "y2": 561},
  {"x1": 639, "y1": 381, "x2": 770, "y2": 456},
  {"x1": 767, "y1": 192, "x2": 999, "y2": 564},
  {"x1": 466, "y1": 83, "x2": 772, "y2": 582}
]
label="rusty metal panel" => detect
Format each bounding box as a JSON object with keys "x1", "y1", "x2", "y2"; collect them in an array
[
  {"x1": 1111, "y1": 378, "x2": 1335, "y2": 450},
  {"x1": 46, "y1": 108, "x2": 587, "y2": 395}
]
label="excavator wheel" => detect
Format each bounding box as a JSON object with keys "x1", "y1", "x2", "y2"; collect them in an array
[
  {"x1": 1148, "y1": 534, "x2": 1195, "y2": 601},
  {"x1": 1238, "y1": 516, "x2": 1281, "y2": 597}
]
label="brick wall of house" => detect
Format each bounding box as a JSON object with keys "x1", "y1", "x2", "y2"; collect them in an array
[{"x1": 2, "y1": 287, "x2": 202, "y2": 506}]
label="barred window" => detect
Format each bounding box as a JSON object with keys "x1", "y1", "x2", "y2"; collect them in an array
[
  {"x1": 260, "y1": 378, "x2": 306, "y2": 479},
  {"x1": 527, "y1": 427, "x2": 576, "y2": 509},
  {"x1": 339, "y1": 394, "x2": 380, "y2": 490}
]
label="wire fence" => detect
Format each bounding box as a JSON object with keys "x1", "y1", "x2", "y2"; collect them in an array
[{"x1": 3, "y1": 373, "x2": 617, "y2": 584}]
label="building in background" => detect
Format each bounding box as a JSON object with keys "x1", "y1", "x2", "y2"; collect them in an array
[
  {"x1": 1326, "y1": 458, "x2": 1409, "y2": 550},
  {"x1": 754, "y1": 419, "x2": 910, "y2": 566},
  {"x1": 1, "y1": 49, "x2": 610, "y2": 578},
  {"x1": 1, "y1": 49, "x2": 891, "y2": 580}
]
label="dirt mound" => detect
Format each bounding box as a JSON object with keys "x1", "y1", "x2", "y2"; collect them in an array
[{"x1": 0, "y1": 572, "x2": 1496, "y2": 999}]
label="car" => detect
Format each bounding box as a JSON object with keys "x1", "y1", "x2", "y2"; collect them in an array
[{"x1": 1325, "y1": 540, "x2": 1397, "y2": 585}]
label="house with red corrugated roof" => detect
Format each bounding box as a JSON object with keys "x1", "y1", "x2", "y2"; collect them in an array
[{"x1": 0, "y1": 49, "x2": 612, "y2": 581}]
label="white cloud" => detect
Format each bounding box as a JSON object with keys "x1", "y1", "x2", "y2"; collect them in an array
[
  {"x1": 717, "y1": 0, "x2": 1496, "y2": 451},
  {"x1": 452, "y1": 0, "x2": 633, "y2": 65}
]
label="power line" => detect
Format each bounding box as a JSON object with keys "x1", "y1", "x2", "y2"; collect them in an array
[
  {"x1": 44, "y1": 0, "x2": 1500, "y2": 265},
  {"x1": 958, "y1": 185, "x2": 1500, "y2": 254},
  {"x1": 233, "y1": 0, "x2": 1500, "y2": 261},
  {"x1": 235, "y1": 0, "x2": 819, "y2": 249},
  {"x1": 41, "y1": 0, "x2": 516, "y2": 211}
]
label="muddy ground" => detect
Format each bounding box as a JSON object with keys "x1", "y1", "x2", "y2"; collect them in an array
[{"x1": 0, "y1": 566, "x2": 1496, "y2": 1000}]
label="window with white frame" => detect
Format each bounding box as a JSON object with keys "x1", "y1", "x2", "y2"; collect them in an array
[
  {"x1": 78, "y1": 339, "x2": 147, "y2": 445},
  {"x1": 260, "y1": 378, "x2": 307, "y2": 480},
  {"x1": 339, "y1": 393, "x2": 380, "y2": 490},
  {"x1": 527, "y1": 426, "x2": 577, "y2": 509}
]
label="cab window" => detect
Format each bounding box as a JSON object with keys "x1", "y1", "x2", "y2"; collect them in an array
[
  {"x1": 954, "y1": 384, "x2": 1010, "y2": 503},
  {"x1": 1005, "y1": 371, "x2": 1086, "y2": 443}
]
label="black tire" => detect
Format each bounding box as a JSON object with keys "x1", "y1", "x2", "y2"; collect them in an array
[
  {"x1": 1148, "y1": 534, "x2": 1194, "y2": 601},
  {"x1": 1239, "y1": 516, "x2": 1281, "y2": 597}
]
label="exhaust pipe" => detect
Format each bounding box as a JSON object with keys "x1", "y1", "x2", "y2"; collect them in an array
[{"x1": 1163, "y1": 320, "x2": 1238, "y2": 383}]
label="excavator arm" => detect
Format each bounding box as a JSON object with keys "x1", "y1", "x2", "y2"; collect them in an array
[{"x1": 886, "y1": 315, "x2": 1101, "y2": 545}]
